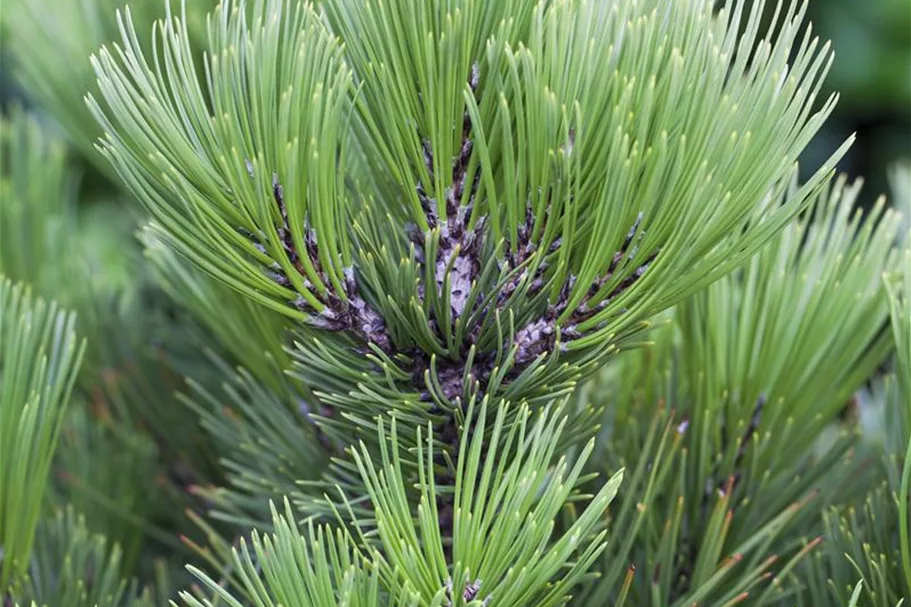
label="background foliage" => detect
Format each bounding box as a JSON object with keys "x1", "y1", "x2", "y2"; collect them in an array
[{"x1": 0, "y1": 0, "x2": 908, "y2": 606}]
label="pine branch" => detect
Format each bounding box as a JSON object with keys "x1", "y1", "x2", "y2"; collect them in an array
[
  {"x1": 179, "y1": 499, "x2": 401, "y2": 607},
  {"x1": 89, "y1": 0, "x2": 852, "y2": 434},
  {"x1": 578, "y1": 174, "x2": 903, "y2": 605},
  {"x1": 350, "y1": 400, "x2": 623, "y2": 606},
  {"x1": 0, "y1": 105, "x2": 227, "y2": 596},
  {"x1": 182, "y1": 400, "x2": 622, "y2": 607},
  {"x1": 1, "y1": 0, "x2": 895, "y2": 604},
  {"x1": 7, "y1": 507, "x2": 163, "y2": 607},
  {"x1": 800, "y1": 165, "x2": 911, "y2": 607},
  {"x1": 0, "y1": 279, "x2": 85, "y2": 590}
]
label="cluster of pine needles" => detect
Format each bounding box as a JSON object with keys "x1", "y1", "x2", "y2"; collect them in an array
[{"x1": 0, "y1": 1, "x2": 908, "y2": 606}]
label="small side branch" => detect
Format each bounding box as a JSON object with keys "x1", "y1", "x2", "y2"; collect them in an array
[{"x1": 245, "y1": 167, "x2": 392, "y2": 351}]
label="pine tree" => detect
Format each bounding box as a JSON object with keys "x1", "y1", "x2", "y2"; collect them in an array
[{"x1": 0, "y1": 1, "x2": 908, "y2": 606}]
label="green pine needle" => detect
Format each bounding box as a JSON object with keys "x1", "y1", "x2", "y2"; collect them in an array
[
  {"x1": 580, "y1": 174, "x2": 903, "y2": 605},
  {"x1": 90, "y1": 0, "x2": 852, "y2": 415},
  {"x1": 2, "y1": 0, "x2": 213, "y2": 176},
  {"x1": 0, "y1": 279, "x2": 85, "y2": 590}
]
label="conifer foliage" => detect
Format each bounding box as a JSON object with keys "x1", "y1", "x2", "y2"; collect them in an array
[{"x1": 0, "y1": 0, "x2": 908, "y2": 606}]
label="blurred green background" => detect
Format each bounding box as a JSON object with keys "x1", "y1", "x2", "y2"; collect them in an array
[
  {"x1": 0, "y1": 0, "x2": 909, "y2": 206},
  {"x1": 795, "y1": 0, "x2": 910, "y2": 207}
]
